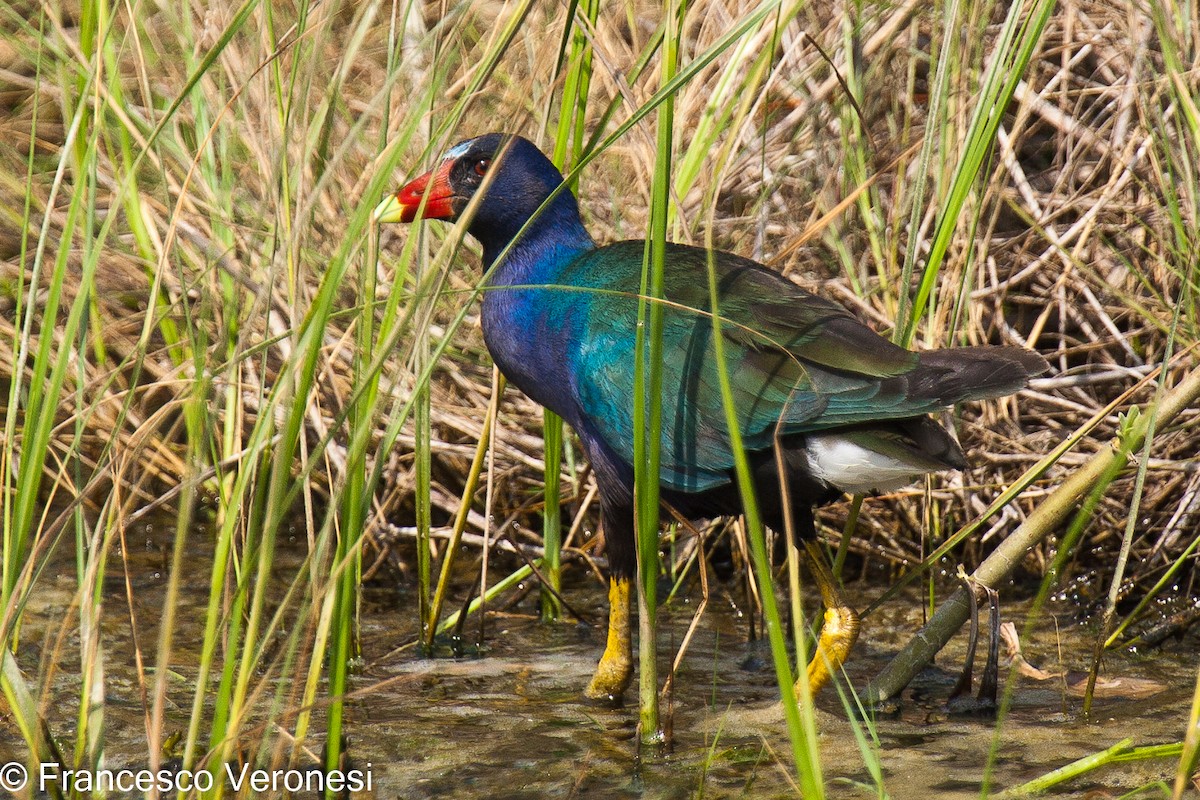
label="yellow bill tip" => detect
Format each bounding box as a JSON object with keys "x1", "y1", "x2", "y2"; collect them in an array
[{"x1": 372, "y1": 194, "x2": 405, "y2": 223}]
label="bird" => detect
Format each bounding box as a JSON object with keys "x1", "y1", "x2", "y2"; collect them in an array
[{"x1": 374, "y1": 132, "x2": 1048, "y2": 703}]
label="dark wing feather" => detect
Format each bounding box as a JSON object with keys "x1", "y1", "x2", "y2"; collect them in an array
[{"x1": 564, "y1": 241, "x2": 1044, "y2": 492}]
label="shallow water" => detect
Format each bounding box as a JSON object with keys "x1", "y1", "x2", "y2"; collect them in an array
[
  {"x1": 354, "y1": 573, "x2": 1195, "y2": 799},
  {"x1": 6, "y1": 520, "x2": 1196, "y2": 799}
]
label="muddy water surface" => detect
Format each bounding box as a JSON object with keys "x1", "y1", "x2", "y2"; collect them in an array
[
  {"x1": 9, "y1": 520, "x2": 1196, "y2": 799},
  {"x1": 354, "y1": 573, "x2": 1195, "y2": 799}
]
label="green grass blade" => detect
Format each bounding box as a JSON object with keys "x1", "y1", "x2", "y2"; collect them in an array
[{"x1": 898, "y1": 0, "x2": 1055, "y2": 345}]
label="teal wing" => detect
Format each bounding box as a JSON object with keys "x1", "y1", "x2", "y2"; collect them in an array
[{"x1": 566, "y1": 242, "x2": 941, "y2": 492}]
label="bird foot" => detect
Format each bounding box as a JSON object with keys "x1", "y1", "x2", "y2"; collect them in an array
[
  {"x1": 584, "y1": 662, "x2": 633, "y2": 704},
  {"x1": 584, "y1": 577, "x2": 633, "y2": 703}
]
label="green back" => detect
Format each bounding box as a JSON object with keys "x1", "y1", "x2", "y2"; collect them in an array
[{"x1": 559, "y1": 241, "x2": 934, "y2": 492}]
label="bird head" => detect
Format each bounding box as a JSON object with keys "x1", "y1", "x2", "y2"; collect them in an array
[{"x1": 374, "y1": 133, "x2": 582, "y2": 253}]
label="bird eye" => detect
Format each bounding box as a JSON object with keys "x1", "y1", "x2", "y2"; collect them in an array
[{"x1": 474, "y1": 158, "x2": 490, "y2": 176}]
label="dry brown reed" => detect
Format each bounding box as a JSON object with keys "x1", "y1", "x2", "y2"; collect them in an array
[{"x1": 2, "y1": 0, "x2": 1197, "y2": 632}]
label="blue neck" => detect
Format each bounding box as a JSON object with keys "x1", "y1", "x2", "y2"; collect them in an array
[
  {"x1": 478, "y1": 190, "x2": 594, "y2": 285},
  {"x1": 475, "y1": 191, "x2": 594, "y2": 425}
]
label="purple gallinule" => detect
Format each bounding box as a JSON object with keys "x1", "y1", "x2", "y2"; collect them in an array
[{"x1": 375, "y1": 133, "x2": 1047, "y2": 702}]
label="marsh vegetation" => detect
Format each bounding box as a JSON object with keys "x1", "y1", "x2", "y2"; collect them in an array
[{"x1": 1, "y1": 0, "x2": 1198, "y2": 796}]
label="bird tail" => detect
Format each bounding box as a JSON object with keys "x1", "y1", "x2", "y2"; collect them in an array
[{"x1": 914, "y1": 346, "x2": 1049, "y2": 405}]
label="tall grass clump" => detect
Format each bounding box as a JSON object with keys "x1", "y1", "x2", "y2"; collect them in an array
[{"x1": 0, "y1": 0, "x2": 1198, "y2": 797}]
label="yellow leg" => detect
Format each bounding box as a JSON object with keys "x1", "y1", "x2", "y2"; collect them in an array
[
  {"x1": 799, "y1": 540, "x2": 861, "y2": 696},
  {"x1": 585, "y1": 577, "x2": 633, "y2": 700}
]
